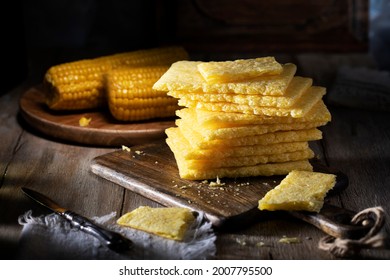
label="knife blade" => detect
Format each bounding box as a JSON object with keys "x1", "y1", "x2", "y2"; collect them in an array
[{"x1": 21, "y1": 187, "x2": 132, "y2": 252}]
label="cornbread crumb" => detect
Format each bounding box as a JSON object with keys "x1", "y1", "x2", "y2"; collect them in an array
[
  {"x1": 122, "y1": 145, "x2": 131, "y2": 152},
  {"x1": 209, "y1": 176, "x2": 225, "y2": 187},
  {"x1": 235, "y1": 238, "x2": 247, "y2": 246},
  {"x1": 79, "y1": 116, "x2": 91, "y2": 127},
  {"x1": 279, "y1": 236, "x2": 301, "y2": 244},
  {"x1": 256, "y1": 241, "x2": 266, "y2": 247}
]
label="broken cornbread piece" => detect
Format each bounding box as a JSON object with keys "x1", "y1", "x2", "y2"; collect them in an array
[
  {"x1": 117, "y1": 206, "x2": 195, "y2": 241},
  {"x1": 197, "y1": 57, "x2": 283, "y2": 83},
  {"x1": 258, "y1": 170, "x2": 337, "y2": 212},
  {"x1": 153, "y1": 61, "x2": 296, "y2": 95},
  {"x1": 79, "y1": 116, "x2": 91, "y2": 127}
]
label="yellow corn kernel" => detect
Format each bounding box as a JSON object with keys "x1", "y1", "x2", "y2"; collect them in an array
[
  {"x1": 106, "y1": 66, "x2": 180, "y2": 121},
  {"x1": 44, "y1": 46, "x2": 188, "y2": 110}
]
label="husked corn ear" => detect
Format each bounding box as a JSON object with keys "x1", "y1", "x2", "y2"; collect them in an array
[
  {"x1": 44, "y1": 46, "x2": 188, "y2": 110},
  {"x1": 111, "y1": 102, "x2": 179, "y2": 121},
  {"x1": 44, "y1": 61, "x2": 108, "y2": 110},
  {"x1": 106, "y1": 66, "x2": 180, "y2": 121},
  {"x1": 46, "y1": 80, "x2": 104, "y2": 110},
  {"x1": 106, "y1": 67, "x2": 170, "y2": 98}
]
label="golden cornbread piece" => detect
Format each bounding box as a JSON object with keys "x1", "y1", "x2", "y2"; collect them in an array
[
  {"x1": 117, "y1": 206, "x2": 195, "y2": 241},
  {"x1": 166, "y1": 127, "x2": 309, "y2": 159},
  {"x1": 169, "y1": 76, "x2": 312, "y2": 108},
  {"x1": 176, "y1": 100, "x2": 331, "y2": 129},
  {"x1": 171, "y1": 154, "x2": 313, "y2": 180},
  {"x1": 258, "y1": 170, "x2": 337, "y2": 212},
  {"x1": 179, "y1": 86, "x2": 326, "y2": 118},
  {"x1": 176, "y1": 118, "x2": 327, "y2": 141},
  {"x1": 197, "y1": 57, "x2": 283, "y2": 83},
  {"x1": 153, "y1": 61, "x2": 296, "y2": 95},
  {"x1": 183, "y1": 149, "x2": 314, "y2": 169},
  {"x1": 179, "y1": 124, "x2": 322, "y2": 149}
]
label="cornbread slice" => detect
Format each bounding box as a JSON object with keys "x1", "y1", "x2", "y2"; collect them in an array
[
  {"x1": 176, "y1": 100, "x2": 331, "y2": 128},
  {"x1": 117, "y1": 206, "x2": 195, "y2": 241},
  {"x1": 258, "y1": 170, "x2": 337, "y2": 212},
  {"x1": 179, "y1": 86, "x2": 325, "y2": 118},
  {"x1": 172, "y1": 156, "x2": 313, "y2": 180},
  {"x1": 169, "y1": 76, "x2": 312, "y2": 108},
  {"x1": 179, "y1": 124, "x2": 322, "y2": 149},
  {"x1": 176, "y1": 118, "x2": 327, "y2": 141},
  {"x1": 153, "y1": 61, "x2": 296, "y2": 95},
  {"x1": 197, "y1": 57, "x2": 283, "y2": 83},
  {"x1": 166, "y1": 127, "x2": 309, "y2": 159},
  {"x1": 184, "y1": 149, "x2": 315, "y2": 169}
]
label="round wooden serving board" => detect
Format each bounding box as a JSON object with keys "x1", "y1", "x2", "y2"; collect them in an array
[{"x1": 19, "y1": 86, "x2": 176, "y2": 146}]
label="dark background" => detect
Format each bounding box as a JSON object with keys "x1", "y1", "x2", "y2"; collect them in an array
[{"x1": 2, "y1": 0, "x2": 389, "y2": 94}]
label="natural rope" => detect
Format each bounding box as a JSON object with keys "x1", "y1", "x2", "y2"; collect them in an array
[{"x1": 318, "y1": 206, "x2": 386, "y2": 258}]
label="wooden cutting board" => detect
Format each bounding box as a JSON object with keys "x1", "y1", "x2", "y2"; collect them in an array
[
  {"x1": 19, "y1": 86, "x2": 175, "y2": 146},
  {"x1": 91, "y1": 140, "x2": 346, "y2": 227}
]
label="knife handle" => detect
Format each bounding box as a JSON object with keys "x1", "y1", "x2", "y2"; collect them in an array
[{"x1": 63, "y1": 211, "x2": 132, "y2": 252}]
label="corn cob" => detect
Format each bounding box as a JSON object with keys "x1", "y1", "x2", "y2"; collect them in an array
[
  {"x1": 44, "y1": 46, "x2": 188, "y2": 110},
  {"x1": 106, "y1": 66, "x2": 180, "y2": 121}
]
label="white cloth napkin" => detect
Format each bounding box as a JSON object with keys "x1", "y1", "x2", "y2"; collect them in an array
[{"x1": 17, "y1": 210, "x2": 216, "y2": 260}]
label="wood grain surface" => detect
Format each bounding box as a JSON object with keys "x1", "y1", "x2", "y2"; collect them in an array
[
  {"x1": 91, "y1": 140, "x2": 349, "y2": 229},
  {"x1": 91, "y1": 141, "x2": 279, "y2": 227},
  {"x1": 19, "y1": 86, "x2": 176, "y2": 147}
]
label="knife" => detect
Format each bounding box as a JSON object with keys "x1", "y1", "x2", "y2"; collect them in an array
[{"x1": 21, "y1": 187, "x2": 132, "y2": 252}]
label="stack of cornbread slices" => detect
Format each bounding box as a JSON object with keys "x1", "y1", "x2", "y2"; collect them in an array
[{"x1": 153, "y1": 57, "x2": 331, "y2": 180}]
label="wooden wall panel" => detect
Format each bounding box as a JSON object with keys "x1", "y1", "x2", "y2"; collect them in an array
[{"x1": 157, "y1": 0, "x2": 368, "y2": 53}]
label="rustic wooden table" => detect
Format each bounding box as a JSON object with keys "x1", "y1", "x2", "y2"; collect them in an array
[{"x1": 1, "y1": 54, "x2": 389, "y2": 260}]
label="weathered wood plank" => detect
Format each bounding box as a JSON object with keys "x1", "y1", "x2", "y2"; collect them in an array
[
  {"x1": 160, "y1": 0, "x2": 368, "y2": 52},
  {"x1": 322, "y1": 107, "x2": 390, "y2": 259},
  {"x1": 0, "y1": 84, "x2": 28, "y2": 259},
  {"x1": 0, "y1": 85, "x2": 123, "y2": 259}
]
